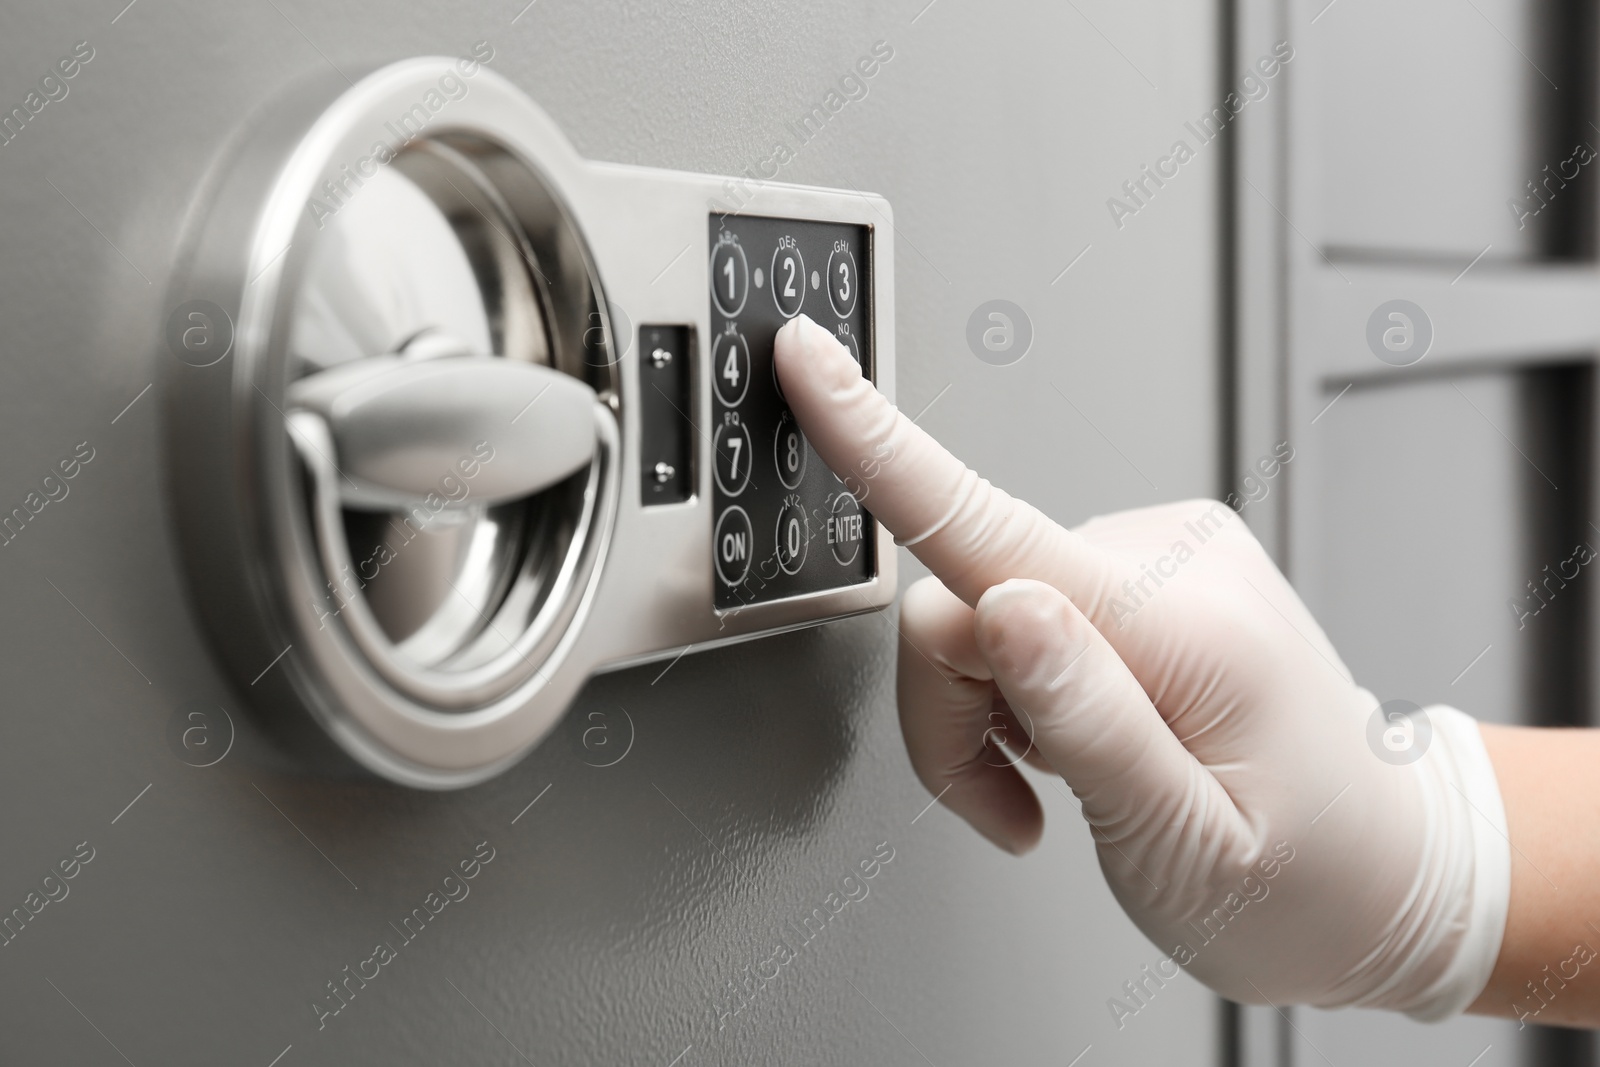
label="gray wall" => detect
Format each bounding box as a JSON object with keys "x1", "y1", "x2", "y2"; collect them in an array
[{"x1": 0, "y1": 2, "x2": 1224, "y2": 1063}]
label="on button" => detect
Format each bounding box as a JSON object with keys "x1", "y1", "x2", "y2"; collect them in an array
[{"x1": 714, "y1": 506, "x2": 753, "y2": 586}]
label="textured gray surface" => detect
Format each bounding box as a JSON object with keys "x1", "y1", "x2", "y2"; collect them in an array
[{"x1": 0, "y1": 1, "x2": 1223, "y2": 1063}]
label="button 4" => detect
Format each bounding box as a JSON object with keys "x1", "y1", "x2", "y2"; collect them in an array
[{"x1": 713, "y1": 331, "x2": 751, "y2": 407}]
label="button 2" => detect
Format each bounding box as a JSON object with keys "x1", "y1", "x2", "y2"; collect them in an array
[
  {"x1": 770, "y1": 239, "x2": 806, "y2": 318},
  {"x1": 713, "y1": 419, "x2": 753, "y2": 496},
  {"x1": 713, "y1": 332, "x2": 750, "y2": 407},
  {"x1": 714, "y1": 505, "x2": 753, "y2": 586},
  {"x1": 710, "y1": 239, "x2": 748, "y2": 318}
]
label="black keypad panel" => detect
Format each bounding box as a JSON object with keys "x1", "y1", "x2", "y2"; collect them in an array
[{"x1": 708, "y1": 215, "x2": 876, "y2": 610}]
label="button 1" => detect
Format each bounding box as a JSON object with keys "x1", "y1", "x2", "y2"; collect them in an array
[
  {"x1": 770, "y1": 240, "x2": 806, "y2": 318},
  {"x1": 713, "y1": 332, "x2": 751, "y2": 407},
  {"x1": 827, "y1": 492, "x2": 864, "y2": 566},
  {"x1": 775, "y1": 497, "x2": 809, "y2": 575},
  {"x1": 828, "y1": 245, "x2": 858, "y2": 317},
  {"x1": 710, "y1": 239, "x2": 748, "y2": 317},
  {"x1": 713, "y1": 418, "x2": 753, "y2": 496},
  {"x1": 714, "y1": 505, "x2": 753, "y2": 586},
  {"x1": 774, "y1": 410, "x2": 806, "y2": 489}
]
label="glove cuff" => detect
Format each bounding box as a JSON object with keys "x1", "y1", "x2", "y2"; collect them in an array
[{"x1": 1399, "y1": 705, "x2": 1511, "y2": 1022}]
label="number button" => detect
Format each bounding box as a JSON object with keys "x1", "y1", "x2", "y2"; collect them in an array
[
  {"x1": 774, "y1": 410, "x2": 806, "y2": 490},
  {"x1": 836, "y1": 330, "x2": 860, "y2": 364},
  {"x1": 714, "y1": 506, "x2": 753, "y2": 586},
  {"x1": 710, "y1": 240, "x2": 748, "y2": 318},
  {"x1": 713, "y1": 419, "x2": 753, "y2": 497},
  {"x1": 770, "y1": 241, "x2": 806, "y2": 318},
  {"x1": 713, "y1": 332, "x2": 750, "y2": 407},
  {"x1": 827, "y1": 246, "x2": 858, "y2": 317},
  {"x1": 774, "y1": 498, "x2": 809, "y2": 575}
]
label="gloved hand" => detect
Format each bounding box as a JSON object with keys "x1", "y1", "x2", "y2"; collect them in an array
[{"x1": 773, "y1": 314, "x2": 1510, "y2": 1020}]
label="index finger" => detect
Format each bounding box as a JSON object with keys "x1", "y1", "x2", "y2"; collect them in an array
[{"x1": 773, "y1": 314, "x2": 1115, "y2": 611}]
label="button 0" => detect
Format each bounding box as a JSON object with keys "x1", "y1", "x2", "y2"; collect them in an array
[
  {"x1": 712, "y1": 419, "x2": 753, "y2": 496},
  {"x1": 775, "y1": 497, "x2": 809, "y2": 575},
  {"x1": 713, "y1": 332, "x2": 751, "y2": 407},
  {"x1": 710, "y1": 240, "x2": 748, "y2": 317},
  {"x1": 827, "y1": 245, "x2": 858, "y2": 317},
  {"x1": 774, "y1": 410, "x2": 806, "y2": 489},
  {"x1": 827, "y1": 493, "x2": 864, "y2": 566},
  {"x1": 714, "y1": 505, "x2": 753, "y2": 586},
  {"x1": 770, "y1": 240, "x2": 806, "y2": 318}
]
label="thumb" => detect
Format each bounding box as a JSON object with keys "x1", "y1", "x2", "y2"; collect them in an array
[{"x1": 974, "y1": 578, "x2": 1235, "y2": 894}]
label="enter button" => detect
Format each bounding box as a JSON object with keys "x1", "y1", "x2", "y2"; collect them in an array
[{"x1": 827, "y1": 493, "x2": 864, "y2": 566}]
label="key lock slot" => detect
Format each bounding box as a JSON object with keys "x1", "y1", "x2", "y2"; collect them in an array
[{"x1": 168, "y1": 57, "x2": 896, "y2": 788}]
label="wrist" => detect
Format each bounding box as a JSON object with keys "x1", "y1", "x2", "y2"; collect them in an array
[
  {"x1": 1384, "y1": 707, "x2": 1510, "y2": 1021},
  {"x1": 1468, "y1": 723, "x2": 1600, "y2": 1027}
]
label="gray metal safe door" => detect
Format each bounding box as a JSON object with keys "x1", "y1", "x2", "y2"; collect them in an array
[
  {"x1": 0, "y1": 3, "x2": 1224, "y2": 1064},
  {"x1": 1235, "y1": 0, "x2": 1600, "y2": 1064}
]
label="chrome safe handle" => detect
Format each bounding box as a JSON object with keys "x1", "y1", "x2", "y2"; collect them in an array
[{"x1": 285, "y1": 345, "x2": 599, "y2": 511}]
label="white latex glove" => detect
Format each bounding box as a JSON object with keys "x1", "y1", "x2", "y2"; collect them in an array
[{"x1": 773, "y1": 314, "x2": 1510, "y2": 1020}]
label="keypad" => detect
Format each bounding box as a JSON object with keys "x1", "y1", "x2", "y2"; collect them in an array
[{"x1": 708, "y1": 215, "x2": 876, "y2": 609}]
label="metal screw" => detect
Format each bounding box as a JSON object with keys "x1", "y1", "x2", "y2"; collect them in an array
[
  {"x1": 653, "y1": 462, "x2": 675, "y2": 483},
  {"x1": 650, "y1": 347, "x2": 673, "y2": 368}
]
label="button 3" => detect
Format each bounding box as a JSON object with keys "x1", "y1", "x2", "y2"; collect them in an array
[{"x1": 827, "y1": 243, "x2": 858, "y2": 317}]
